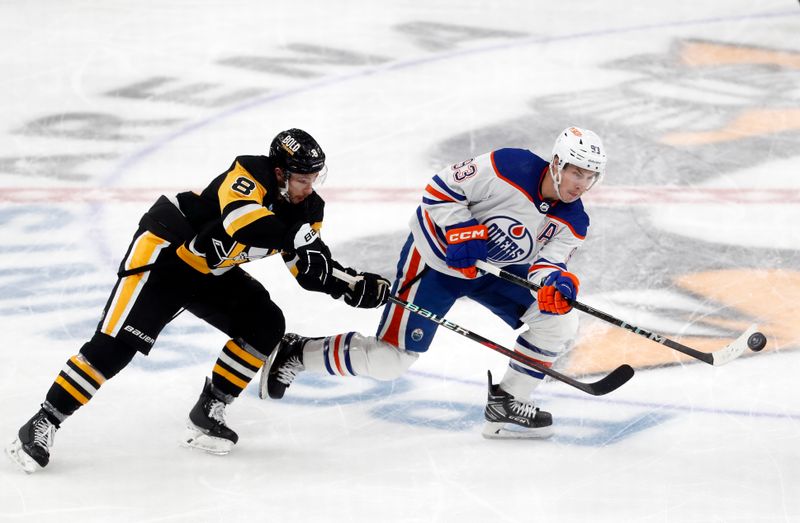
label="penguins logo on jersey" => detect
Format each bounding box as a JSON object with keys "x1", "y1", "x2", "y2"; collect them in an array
[{"x1": 484, "y1": 216, "x2": 533, "y2": 263}]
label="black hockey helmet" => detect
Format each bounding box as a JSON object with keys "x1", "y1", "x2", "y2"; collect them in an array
[{"x1": 269, "y1": 128, "x2": 326, "y2": 175}]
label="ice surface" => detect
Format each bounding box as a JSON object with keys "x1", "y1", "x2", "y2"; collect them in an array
[{"x1": 1, "y1": 1, "x2": 799, "y2": 521}]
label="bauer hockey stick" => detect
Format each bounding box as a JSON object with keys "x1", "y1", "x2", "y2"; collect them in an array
[
  {"x1": 332, "y1": 268, "x2": 634, "y2": 396},
  {"x1": 475, "y1": 260, "x2": 763, "y2": 366}
]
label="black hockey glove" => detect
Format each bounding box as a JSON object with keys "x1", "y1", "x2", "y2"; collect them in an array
[
  {"x1": 291, "y1": 223, "x2": 333, "y2": 286},
  {"x1": 344, "y1": 271, "x2": 391, "y2": 309}
]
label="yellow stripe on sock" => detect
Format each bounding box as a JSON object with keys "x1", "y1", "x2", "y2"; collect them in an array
[
  {"x1": 213, "y1": 364, "x2": 248, "y2": 389},
  {"x1": 55, "y1": 376, "x2": 89, "y2": 405},
  {"x1": 70, "y1": 355, "x2": 106, "y2": 385},
  {"x1": 225, "y1": 340, "x2": 264, "y2": 369}
]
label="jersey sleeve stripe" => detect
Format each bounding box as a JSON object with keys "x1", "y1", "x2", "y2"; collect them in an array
[
  {"x1": 415, "y1": 207, "x2": 446, "y2": 260},
  {"x1": 223, "y1": 203, "x2": 273, "y2": 236},
  {"x1": 431, "y1": 174, "x2": 466, "y2": 201},
  {"x1": 528, "y1": 262, "x2": 566, "y2": 274},
  {"x1": 422, "y1": 197, "x2": 453, "y2": 206},
  {"x1": 547, "y1": 214, "x2": 586, "y2": 240},
  {"x1": 424, "y1": 184, "x2": 456, "y2": 202}
]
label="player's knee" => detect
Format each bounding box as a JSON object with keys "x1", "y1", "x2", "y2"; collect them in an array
[
  {"x1": 522, "y1": 309, "x2": 579, "y2": 353},
  {"x1": 368, "y1": 346, "x2": 419, "y2": 380},
  {"x1": 236, "y1": 297, "x2": 285, "y2": 357},
  {"x1": 79, "y1": 332, "x2": 138, "y2": 379},
  {"x1": 351, "y1": 335, "x2": 419, "y2": 380}
]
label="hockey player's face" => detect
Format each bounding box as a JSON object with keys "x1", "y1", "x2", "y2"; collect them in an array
[
  {"x1": 285, "y1": 172, "x2": 319, "y2": 203},
  {"x1": 559, "y1": 165, "x2": 598, "y2": 202}
]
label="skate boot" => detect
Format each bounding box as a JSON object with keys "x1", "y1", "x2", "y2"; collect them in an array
[
  {"x1": 262, "y1": 333, "x2": 307, "y2": 399},
  {"x1": 182, "y1": 378, "x2": 238, "y2": 455},
  {"x1": 6, "y1": 408, "x2": 60, "y2": 473},
  {"x1": 482, "y1": 371, "x2": 553, "y2": 439}
]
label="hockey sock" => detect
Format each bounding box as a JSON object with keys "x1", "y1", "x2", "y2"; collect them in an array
[
  {"x1": 302, "y1": 334, "x2": 358, "y2": 377},
  {"x1": 44, "y1": 354, "x2": 107, "y2": 420},
  {"x1": 211, "y1": 338, "x2": 268, "y2": 397},
  {"x1": 498, "y1": 335, "x2": 559, "y2": 398}
]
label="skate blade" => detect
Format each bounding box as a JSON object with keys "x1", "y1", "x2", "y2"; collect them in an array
[
  {"x1": 180, "y1": 422, "x2": 234, "y2": 455},
  {"x1": 258, "y1": 348, "x2": 280, "y2": 400},
  {"x1": 481, "y1": 421, "x2": 554, "y2": 440},
  {"x1": 5, "y1": 438, "x2": 40, "y2": 474}
]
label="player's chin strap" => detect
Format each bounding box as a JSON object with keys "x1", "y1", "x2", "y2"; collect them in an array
[
  {"x1": 548, "y1": 163, "x2": 565, "y2": 201},
  {"x1": 475, "y1": 260, "x2": 762, "y2": 366},
  {"x1": 331, "y1": 268, "x2": 634, "y2": 396}
]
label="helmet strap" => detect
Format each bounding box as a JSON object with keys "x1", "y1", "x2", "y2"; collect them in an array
[
  {"x1": 548, "y1": 161, "x2": 565, "y2": 201},
  {"x1": 277, "y1": 168, "x2": 291, "y2": 201}
]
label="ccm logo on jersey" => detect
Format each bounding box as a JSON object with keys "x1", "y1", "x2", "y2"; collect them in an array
[{"x1": 446, "y1": 226, "x2": 488, "y2": 244}]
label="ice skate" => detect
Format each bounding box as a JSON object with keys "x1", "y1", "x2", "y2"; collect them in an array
[
  {"x1": 6, "y1": 408, "x2": 59, "y2": 473},
  {"x1": 482, "y1": 371, "x2": 553, "y2": 439},
  {"x1": 262, "y1": 333, "x2": 307, "y2": 399},
  {"x1": 182, "y1": 378, "x2": 238, "y2": 455}
]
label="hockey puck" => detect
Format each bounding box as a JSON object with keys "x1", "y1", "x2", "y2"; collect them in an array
[{"x1": 747, "y1": 332, "x2": 767, "y2": 352}]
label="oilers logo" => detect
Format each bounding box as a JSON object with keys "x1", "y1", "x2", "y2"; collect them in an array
[{"x1": 485, "y1": 216, "x2": 533, "y2": 263}]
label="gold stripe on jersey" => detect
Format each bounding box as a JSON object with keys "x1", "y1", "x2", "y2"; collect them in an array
[
  {"x1": 176, "y1": 244, "x2": 211, "y2": 274},
  {"x1": 217, "y1": 162, "x2": 267, "y2": 212},
  {"x1": 223, "y1": 203, "x2": 273, "y2": 237},
  {"x1": 55, "y1": 375, "x2": 89, "y2": 405},
  {"x1": 102, "y1": 231, "x2": 169, "y2": 337},
  {"x1": 213, "y1": 363, "x2": 248, "y2": 389}
]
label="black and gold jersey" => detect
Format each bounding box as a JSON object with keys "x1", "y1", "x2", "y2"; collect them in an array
[{"x1": 173, "y1": 155, "x2": 324, "y2": 275}]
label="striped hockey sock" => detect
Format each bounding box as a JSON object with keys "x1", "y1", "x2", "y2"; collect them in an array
[
  {"x1": 44, "y1": 354, "x2": 107, "y2": 420},
  {"x1": 211, "y1": 339, "x2": 268, "y2": 397}
]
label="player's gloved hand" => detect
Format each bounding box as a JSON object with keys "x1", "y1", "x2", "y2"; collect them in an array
[
  {"x1": 445, "y1": 219, "x2": 488, "y2": 279},
  {"x1": 292, "y1": 223, "x2": 332, "y2": 286},
  {"x1": 537, "y1": 271, "x2": 580, "y2": 315},
  {"x1": 343, "y1": 270, "x2": 391, "y2": 308}
]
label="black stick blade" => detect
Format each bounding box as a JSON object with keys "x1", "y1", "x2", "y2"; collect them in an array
[{"x1": 569, "y1": 364, "x2": 635, "y2": 396}]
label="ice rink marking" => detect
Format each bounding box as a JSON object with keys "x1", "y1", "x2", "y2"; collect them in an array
[{"x1": 104, "y1": 9, "x2": 799, "y2": 186}]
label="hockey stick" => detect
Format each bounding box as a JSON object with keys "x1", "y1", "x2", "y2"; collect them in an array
[
  {"x1": 332, "y1": 268, "x2": 634, "y2": 396},
  {"x1": 475, "y1": 260, "x2": 760, "y2": 366}
]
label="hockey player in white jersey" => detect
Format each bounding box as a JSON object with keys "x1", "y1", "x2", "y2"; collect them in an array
[{"x1": 266, "y1": 127, "x2": 607, "y2": 438}]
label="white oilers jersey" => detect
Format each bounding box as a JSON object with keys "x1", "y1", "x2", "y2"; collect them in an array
[{"x1": 410, "y1": 148, "x2": 590, "y2": 281}]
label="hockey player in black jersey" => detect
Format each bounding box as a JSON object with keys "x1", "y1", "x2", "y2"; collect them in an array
[{"x1": 5, "y1": 128, "x2": 390, "y2": 472}]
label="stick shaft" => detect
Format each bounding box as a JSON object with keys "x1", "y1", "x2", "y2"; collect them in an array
[
  {"x1": 476, "y1": 260, "x2": 715, "y2": 364},
  {"x1": 332, "y1": 267, "x2": 633, "y2": 395}
]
